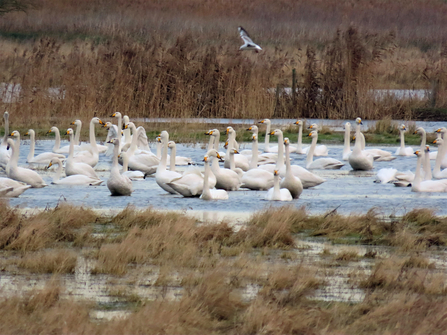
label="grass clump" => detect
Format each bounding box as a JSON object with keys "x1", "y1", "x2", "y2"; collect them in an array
[{"x1": 17, "y1": 249, "x2": 78, "y2": 274}]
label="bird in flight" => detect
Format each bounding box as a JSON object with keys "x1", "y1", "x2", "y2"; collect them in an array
[{"x1": 238, "y1": 26, "x2": 262, "y2": 52}]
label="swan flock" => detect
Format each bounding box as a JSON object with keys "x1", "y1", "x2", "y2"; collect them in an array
[{"x1": 0, "y1": 113, "x2": 443, "y2": 203}]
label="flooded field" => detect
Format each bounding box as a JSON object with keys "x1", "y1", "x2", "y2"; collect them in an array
[{"x1": 5, "y1": 138, "x2": 447, "y2": 218}]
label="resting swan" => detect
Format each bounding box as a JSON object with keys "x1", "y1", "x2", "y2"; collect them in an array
[
  {"x1": 0, "y1": 177, "x2": 31, "y2": 197},
  {"x1": 265, "y1": 170, "x2": 292, "y2": 201},
  {"x1": 342, "y1": 122, "x2": 352, "y2": 161},
  {"x1": 306, "y1": 131, "x2": 344, "y2": 169},
  {"x1": 200, "y1": 150, "x2": 228, "y2": 200},
  {"x1": 25, "y1": 129, "x2": 65, "y2": 167},
  {"x1": 412, "y1": 150, "x2": 447, "y2": 192},
  {"x1": 74, "y1": 119, "x2": 108, "y2": 154},
  {"x1": 395, "y1": 124, "x2": 414, "y2": 156},
  {"x1": 435, "y1": 127, "x2": 447, "y2": 169},
  {"x1": 280, "y1": 138, "x2": 303, "y2": 198},
  {"x1": 6, "y1": 136, "x2": 47, "y2": 188},
  {"x1": 47, "y1": 158, "x2": 103, "y2": 186},
  {"x1": 65, "y1": 128, "x2": 100, "y2": 180},
  {"x1": 349, "y1": 118, "x2": 374, "y2": 171},
  {"x1": 155, "y1": 131, "x2": 182, "y2": 194},
  {"x1": 167, "y1": 140, "x2": 193, "y2": 167},
  {"x1": 107, "y1": 138, "x2": 133, "y2": 196}
]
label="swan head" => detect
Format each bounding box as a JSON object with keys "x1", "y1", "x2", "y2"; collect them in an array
[
  {"x1": 414, "y1": 127, "x2": 425, "y2": 135},
  {"x1": 400, "y1": 124, "x2": 407, "y2": 131},
  {"x1": 123, "y1": 115, "x2": 130, "y2": 123},
  {"x1": 9, "y1": 130, "x2": 19, "y2": 138},
  {"x1": 167, "y1": 141, "x2": 176, "y2": 149},
  {"x1": 107, "y1": 138, "x2": 120, "y2": 146},
  {"x1": 104, "y1": 121, "x2": 113, "y2": 129},
  {"x1": 91, "y1": 117, "x2": 104, "y2": 125},
  {"x1": 46, "y1": 157, "x2": 62, "y2": 169},
  {"x1": 225, "y1": 126, "x2": 234, "y2": 135},
  {"x1": 435, "y1": 127, "x2": 447, "y2": 134},
  {"x1": 48, "y1": 126, "x2": 59, "y2": 134},
  {"x1": 229, "y1": 148, "x2": 239, "y2": 155},
  {"x1": 160, "y1": 130, "x2": 169, "y2": 142},
  {"x1": 434, "y1": 138, "x2": 444, "y2": 146},
  {"x1": 294, "y1": 120, "x2": 303, "y2": 126},
  {"x1": 3, "y1": 111, "x2": 8, "y2": 120},
  {"x1": 123, "y1": 122, "x2": 135, "y2": 130},
  {"x1": 273, "y1": 169, "x2": 279, "y2": 176},
  {"x1": 258, "y1": 119, "x2": 270, "y2": 125},
  {"x1": 252, "y1": 134, "x2": 258, "y2": 142},
  {"x1": 344, "y1": 122, "x2": 351, "y2": 130},
  {"x1": 308, "y1": 131, "x2": 318, "y2": 138},
  {"x1": 24, "y1": 129, "x2": 34, "y2": 137},
  {"x1": 71, "y1": 119, "x2": 82, "y2": 127},
  {"x1": 414, "y1": 150, "x2": 422, "y2": 157},
  {"x1": 6, "y1": 138, "x2": 14, "y2": 150},
  {"x1": 270, "y1": 129, "x2": 282, "y2": 136},
  {"x1": 204, "y1": 149, "x2": 222, "y2": 161},
  {"x1": 307, "y1": 123, "x2": 319, "y2": 130},
  {"x1": 425, "y1": 145, "x2": 430, "y2": 153},
  {"x1": 284, "y1": 137, "x2": 290, "y2": 146},
  {"x1": 111, "y1": 112, "x2": 122, "y2": 118},
  {"x1": 247, "y1": 125, "x2": 258, "y2": 133},
  {"x1": 355, "y1": 117, "x2": 363, "y2": 125},
  {"x1": 205, "y1": 129, "x2": 220, "y2": 138},
  {"x1": 65, "y1": 128, "x2": 74, "y2": 136}
]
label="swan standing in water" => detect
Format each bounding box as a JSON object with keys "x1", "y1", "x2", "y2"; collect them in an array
[
  {"x1": 156, "y1": 131, "x2": 182, "y2": 194},
  {"x1": 200, "y1": 150, "x2": 228, "y2": 200},
  {"x1": 6, "y1": 135, "x2": 47, "y2": 188},
  {"x1": 414, "y1": 127, "x2": 437, "y2": 160},
  {"x1": 349, "y1": 119, "x2": 374, "y2": 171},
  {"x1": 411, "y1": 150, "x2": 447, "y2": 192},
  {"x1": 107, "y1": 138, "x2": 133, "y2": 196},
  {"x1": 65, "y1": 128, "x2": 100, "y2": 180},
  {"x1": 281, "y1": 138, "x2": 303, "y2": 199},
  {"x1": 306, "y1": 131, "x2": 344, "y2": 169},
  {"x1": 70, "y1": 119, "x2": 82, "y2": 146},
  {"x1": 245, "y1": 125, "x2": 277, "y2": 165},
  {"x1": 0, "y1": 111, "x2": 11, "y2": 169},
  {"x1": 265, "y1": 170, "x2": 292, "y2": 201},
  {"x1": 25, "y1": 129, "x2": 65, "y2": 168},
  {"x1": 395, "y1": 124, "x2": 413, "y2": 156},
  {"x1": 47, "y1": 158, "x2": 103, "y2": 186},
  {"x1": 342, "y1": 122, "x2": 352, "y2": 161}
]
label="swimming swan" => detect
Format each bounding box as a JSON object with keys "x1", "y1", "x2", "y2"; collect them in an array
[
  {"x1": 65, "y1": 128, "x2": 100, "y2": 180},
  {"x1": 342, "y1": 122, "x2": 352, "y2": 161},
  {"x1": 0, "y1": 177, "x2": 31, "y2": 197},
  {"x1": 47, "y1": 158, "x2": 103, "y2": 186},
  {"x1": 0, "y1": 111, "x2": 11, "y2": 169},
  {"x1": 280, "y1": 138, "x2": 303, "y2": 198},
  {"x1": 25, "y1": 129, "x2": 65, "y2": 167},
  {"x1": 395, "y1": 124, "x2": 414, "y2": 156},
  {"x1": 349, "y1": 118, "x2": 374, "y2": 171},
  {"x1": 119, "y1": 151, "x2": 145, "y2": 181},
  {"x1": 6, "y1": 136, "x2": 47, "y2": 188},
  {"x1": 107, "y1": 138, "x2": 133, "y2": 196},
  {"x1": 412, "y1": 150, "x2": 447, "y2": 192},
  {"x1": 155, "y1": 131, "x2": 182, "y2": 194},
  {"x1": 200, "y1": 150, "x2": 228, "y2": 200},
  {"x1": 265, "y1": 170, "x2": 292, "y2": 201},
  {"x1": 306, "y1": 131, "x2": 344, "y2": 169}
]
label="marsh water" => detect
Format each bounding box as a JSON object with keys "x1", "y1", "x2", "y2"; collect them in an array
[{"x1": 5, "y1": 135, "x2": 447, "y2": 218}]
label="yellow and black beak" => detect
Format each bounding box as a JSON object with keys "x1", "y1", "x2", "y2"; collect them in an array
[
  {"x1": 258, "y1": 120, "x2": 264, "y2": 124},
  {"x1": 47, "y1": 129, "x2": 52, "y2": 134},
  {"x1": 413, "y1": 130, "x2": 418, "y2": 135},
  {"x1": 110, "y1": 113, "x2": 116, "y2": 117},
  {"x1": 205, "y1": 130, "x2": 213, "y2": 135},
  {"x1": 308, "y1": 133, "x2": 312, "y2": 137},
  {"x1": 9, "y1": 132, "x2": 14, "y2": 136},
  {"x1": 71, "y1": 121, "x2": 75, "y2": 125},
  {"x1": 24, "y1": 132, "x2": 29, "y2": 136},
  {"x1": 216, "y1": 153, "x2": 222, "y2": 159},
  {"x1": 247, "y1": 126, "x2": 252, "y2": 131},
  {"x1": 433, "y1": 139, "x2": 438, "y2": 144},
  {"x1": 436, "y1": 128, "x2": 442, "y2": 133},
  {"x1": 203, "y1": 156, "x2": 208, "y2": 162},
  {"x1": 269, "y1": 131, "x2": 275, "y2": 135},
  {"x1": 414, "y1": 150, "x2": 420, "y2": 155},
  {"x1": 98, "y1": 119, "x2": 104, "y2": 125},
  {"x1": 46, "y1": 162, "x2": 53, "y2": 169}
]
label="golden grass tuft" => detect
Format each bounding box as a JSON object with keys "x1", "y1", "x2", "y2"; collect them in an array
[{"x1": 17, "y1": 248, "x2": 78, "y2": 274}]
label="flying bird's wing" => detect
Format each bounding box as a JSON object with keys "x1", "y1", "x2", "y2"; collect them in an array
[{"x1": 238, "y1": 26, "x2": 255, "y2": 44}]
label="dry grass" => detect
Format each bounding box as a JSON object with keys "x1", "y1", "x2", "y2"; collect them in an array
[{"x1": 16, "y1": 248, "x2": 77, "y2": 273}]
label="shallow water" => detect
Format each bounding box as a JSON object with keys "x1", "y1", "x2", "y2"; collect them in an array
[{"x1": 5, "y1": 138, "x2": 447, "y2": 218}]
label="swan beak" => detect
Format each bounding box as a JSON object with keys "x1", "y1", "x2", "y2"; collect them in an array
[
  {"x1": 216, "y1": 153, "x2": 222, "y2": 159},
  {"x1": 24, "y1": 132, "x2": 29, "y2": 136},
  {"x1": 9, "y1": 132, "x2": 14, "y2": 136},
  {"x1": 47, "y1": 130, "x2": 52, "y2": 134},
  {"x1": 308, "y1": 125, "x2": 314, "y2": 129},
  {"x1": 205, "y1": 130, "x2": 213, "y2": 135},
  {"x1": 225, "y1": 128, "x2": 230, "y2": 134},
  {"x1": 102, "y1": 124, "x2": 108, "y2": 128},
  {"x1": 123, "y1": 124, "x2": 128, "y2": 130},
  {"x1": 106, "y1": 140, "x2": 113, "y2": 144},
  {"x1": 157, "y1": 137, "x2": 161, "y2": 143},
  {"x1": 269, "y1": 131, "x2": 275, "y2": 135},
  {"x1": 414, "y1": 151, "x2": 419, "y2": 155},
  {"x1": 436, "y1": 128, "x2": 442, "y2": 133},
  {"x1": 294, "y1": 121, "x2": 299, "y2": 125},
  {"x1": 433, "y1": 139, "x2": 438, "y2": 144},
  {"x1": 203, "y1": 156, "x2": 208, "y2": 162},
  {"x1": 259, "y1": 120, "x2": 265, "y2": 124},
  {"x1": 46, "y1": 162, "x2": 53, "y2": 169},
  {"x1": 65, "y1": 131, "x2": 70, "y2": 135},
  {"x1": 71, "y1": 121, "x2": 75, "y2": 125},
  {"x1": 274, "y1": 169, "x2": 279, "y2": 176},
  {"x1": 308, "y1": 133, "x2": 312, "y2": 137},
  {"x1": 111, "y1": 113, "x2": 116, "y2": 117},
  {"x1": 247, "y1": 127, "x2": 252, "y2": 131},
  {"x1": 98, "y1": 119, "x2": 104, "y2": 125}
]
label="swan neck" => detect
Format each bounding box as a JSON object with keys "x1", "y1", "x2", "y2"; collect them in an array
[
  {"x1": 207, "y1": 136, "x2": 214, "y2": 152},
  {"x1": 414, "y1": 154, "x2": 422, "y2": 188},
  {"x1": 250, "y1": 139, "x2": 258, "y2": 169},
  {"x1": 203, "y1": 160, "x2": 211, "y2": 197},
  {"x1": 117, "y1": 115, "x2": 122, "y2": 140},
  {"x1": 354, "y1": 126, "x2": 362, "y2": 151},
  {"x1": 89, "y1": 120, "x2": 98, "y2": 152},
  {"x1": 112, "y1": 142, "x2": 120, "y2": 172},
  {"x1": 344, "y1": 127, "x2": 351, "y2": 153},
  {"x1": 122, "y1": 155, "x2": 128, "y2": 172},
  {"x1": 74, "y1": 123, "x2": 81, "y2": 145},
  {"x1": 53, "y1": 161, "x2": 63, "y2": 182},
  {"x1": 212, "y1": 134, "x2": 219, "y2": 169},
  {"x1": 158, "y1": 137, "x2": 169, "y2": 171},
  {"x1": 169, "y1": 146, "x2": 176, "y2": 172},
  {"x1": 424, "y1": 151, "x2": 432, "y2": 180},
  {"x1": 53, "y1": 129, "x2": 61, "y2": 151},
  {"x1": 285, "y1": 144, "x2": 292, "y2": 172},
  {"x1": 28, "y1": 132, "x2": 35, "y2": 162},
  {"x1": 2, "y1": 116, "x2": 8, "y2": 143},
  {"x1": 68, "y1": 132, "x2": 74, "y2": 159},
  {"x1": 273, "y1": 174, "x2": 280, "y2": 198},
  {"x1": 156, "y1": 142, "x2": 161, "y2": 159},
  {"x1": 297, "y1": 124, "x2": 303, "y2": 149},
  {"x1": 128, "y1": 125, "x2": 139, "y2": 155},
  {"x1": 307, "y1": 136, "x2": 317, "y2": 166},
  {"x1": 229, "y1": 152, "x2": 235, "y2": 170},
  {"x1": 264, "y1": 123, "x2": 271, "y2": 152},
  {"x1": 276, "y1": 133, "x2": 284, "y2": 170},
  {"x1": 420, "y1": 131, "x2": 426, "y2": 150},
  {"x1": 399, "y1": 131, "x2": 405, "y2": 149}
]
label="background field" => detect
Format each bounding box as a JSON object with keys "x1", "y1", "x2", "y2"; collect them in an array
[{"x1": 0, "y1": 0, "x2": 447, "y2": 124}]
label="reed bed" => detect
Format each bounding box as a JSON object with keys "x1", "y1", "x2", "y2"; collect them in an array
[{"x1": 0, "y1": 0, "x2": 446, "y2": 122}]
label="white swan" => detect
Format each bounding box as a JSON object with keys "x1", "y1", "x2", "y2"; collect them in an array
[
  {"x1": 107, "y1": 138, "x2": 133, "y2": 196},
  {"x1": 433, "y1": 137, "x2": 447, "y2": 179},
  {"x1": 224, "y1": 127, "x2": 249, "y2": 171},
  {"x1": 294, "y1": 120, "x2": 309, "y2": 154},
  {"x1": 6, "y1": 135, "x2": 47, "y2": 188},
  {"x1": 375, "y1": 168, "x2": 398, "y2": 184},
  {"x1": 265, "y1": 170, "x2": 292, "y2": 201},
  {"x1": 435, "y1": 127, "x2": 447, "y2": 169},
  {"x1": 70, "y1": 119, "x2": 82, "y2": 146},
  {"x1": 0, "y1": 111, "x2": 11, "y2": 169},
  {"x1": 72, "y1": 117, "x2": 105, "y2": 167},
  {"x1": 342, "y1": 122, "x2": 352, "y2": 161},
  {"x1": 122, "y1": 123, "x2": 159, "y2": 175},
  {"x1": 395, "y1": 124, "x2": 413, "y2": 156},
  {"x1": 353, "y1": 118, "x2": 395, "y2": 161},
  {"x1": 47, "y1": 158, "x2": 103, "y2": 186},
  {"x1": 65, "y1": 128, "x2": 100, "y2": 180},
  {"x1": 412, "y1": 150, "x2": 447, "y2": 192},
  {"x1": 0, "y1": 177, "x2": 31, "y2": 197},
  {"x1": 111, "y1": 112, "x2": 125, "y2": 145},
  {"x1": 245, "y1": 125, "x2": 277, "y2": 165},
  {"x1": 119, "y1": 151, "x2": 145, "y2": 181},
  {"x1": 240, "y1": 134, "x2": 274, "y2": 190},
  {"x1": 423, "y1": 145, "x2": 432, "y2": 181},
  {"x1": 306, "y1": 131, "x2": 344, "y2": 169},
  {"x1": 414, "y1": 127, "x2": 437, "y2": 160},
  {"x1": 393, "y1": 170, "x2": 415, "y2": 187},
  {"x1": 349, "y1": 118, "x2": 374, "y2": 171},
  {"x1": 167, "y1": 140, "x2": 192, "y2": 167},
  {"x1": 200, "y1": 150, "x2": 228, "y2": 200},
  {"x1": 25, "y1": 129, "x2": 65, "y2": 167},
  {"x1": 49, "y1": 126, "x2": 82, "y2": 154},
  {"x1": 259, "y1": 119, "x2": 279, "y2": 153},
  {"x1": 306, "y1": 123, "x2": 329, "y2": 156},
  {"x1": 280, "y1": 138, "x2": 303, "y2": 199},
  {"x1": 155, "y1": 131, "x2": 182, "y2": 194}
]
